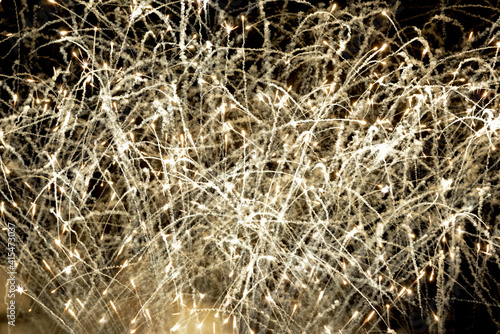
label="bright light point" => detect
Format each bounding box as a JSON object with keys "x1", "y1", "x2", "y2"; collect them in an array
[
  {"x1": 222, "y1": 21, "x2": 238, "y2": 35},
  {"x1": 365, "y1": 310, "x2": 375, "y2": 322},
  {"x1": 68, "y1": 309, "x2": 76, "y2": 318},
  {"x1": 265, "y1": 294, "x2": 275, "y2": 304}
]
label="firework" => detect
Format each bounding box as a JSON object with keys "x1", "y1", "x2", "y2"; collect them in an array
[{"x1": 1, "y1": 1, "x2": 499, "y2": 333}]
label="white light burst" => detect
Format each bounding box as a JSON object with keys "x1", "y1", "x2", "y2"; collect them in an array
[{"x1": 0, "y1": 1, "x2": 499, "y2": 333}]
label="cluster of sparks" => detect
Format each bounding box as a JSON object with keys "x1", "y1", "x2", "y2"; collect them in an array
[{"x1": 1, "y1": 0, "x2": 500, "y2": 333}]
